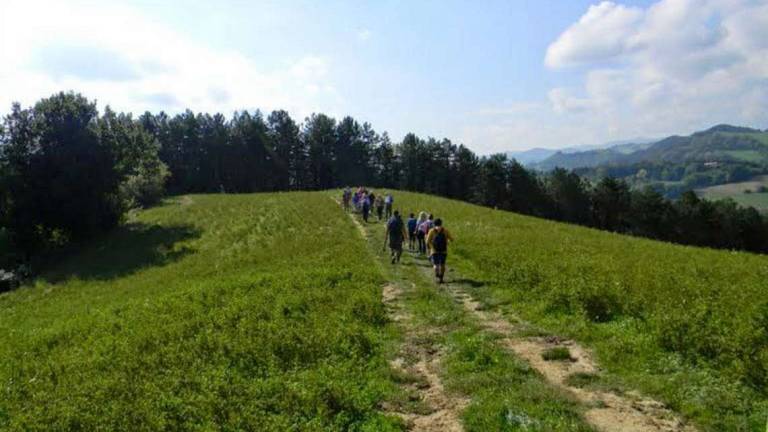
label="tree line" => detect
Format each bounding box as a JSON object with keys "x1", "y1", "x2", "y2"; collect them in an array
[{"x1": 2, "y1": 92, "x2": 768, "y2": 269}]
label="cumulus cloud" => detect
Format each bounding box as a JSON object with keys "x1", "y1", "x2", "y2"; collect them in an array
[
  {"x1": 0, "y1": 0, "x2": 345, "y2": 118},
  {"x1": 542, "y1": 0, "x2": 768, "y2": 145},
  {"x1": 545, "y1": 2, "x2": 643, "y2": 68}
]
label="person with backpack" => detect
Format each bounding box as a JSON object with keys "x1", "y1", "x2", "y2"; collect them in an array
[
  {"x1": 384, "y1": 193, "x2": 394, "y2": 219},
  {"x1": 407, "y1": 213, "x2": 418, "y2": 251},
  {"x1": 375, "y1": 194, "x2": 385, "y2": 221},
  {"x1": 426, "y1": 218, "x2": 453, "y2": 283},
  {"x1": 384, "y1": 210, "x2": 408, "y2": 264},
  {"x1": 417, "y1": 213, "x2": 434, "y2": 255},
  {"x1": 415, "y1": 212, "x2": 429, "y2": 254}
]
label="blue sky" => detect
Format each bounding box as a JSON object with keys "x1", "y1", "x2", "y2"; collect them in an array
[{"x1": 1, "y1": 0, "x2": 766, "y2": 153}]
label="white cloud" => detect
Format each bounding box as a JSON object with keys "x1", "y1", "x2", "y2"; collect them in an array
[
  {"x1": 537, "y1": 0, "x2": 768, "y2": 150},
  {"x1": 545, "y1": 2, "x2": 643, "y2": 68},
  {"x1": 0, "y1": 0, "x2": 345, "y2": 120}
]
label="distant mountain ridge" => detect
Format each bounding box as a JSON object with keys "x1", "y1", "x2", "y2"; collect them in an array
[
  {"x1": 532, "y1": 125, "x2": 768, "y2": 171},
  {"x1": 506, "y1": 137, "x2": 656, "y2": 165}
]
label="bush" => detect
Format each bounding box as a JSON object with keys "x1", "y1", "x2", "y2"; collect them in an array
[{"x1": 120, "y1": 161, "x2": 170, "y2": 208}]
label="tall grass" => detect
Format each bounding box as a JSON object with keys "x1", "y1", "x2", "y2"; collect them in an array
[
  {"x1": 393, "y1": 190, "x2": 768, "y2": 431},
  {"x1": 0, "y1": 193, "x2": 401, "y2": 430}
]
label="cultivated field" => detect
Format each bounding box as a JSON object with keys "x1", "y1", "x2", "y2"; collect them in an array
[{"x1": 697, "y1": 175, "x2": 768, "y2": 211}]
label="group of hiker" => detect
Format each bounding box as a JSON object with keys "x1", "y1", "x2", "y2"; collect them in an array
[
  {"x1": 343, "y1": 187, "x2": 394, "y2": 223},
  {"x1": 342, "y1": 187, "x2": 453, "y2": 283}
]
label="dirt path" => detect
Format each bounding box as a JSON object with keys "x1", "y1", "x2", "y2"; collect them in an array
[
  {"x1": 436, "y1": 276, "x2": 697, "y2": 432},
  {"x1": 334, "y1": 196, "x2": 695, "y2": 431},
  {"x1": 334, "y1": 198, "x2": 467, "y2": 431},
  {"x1": 382, "y1": 282, "x2": 468, "y2": 431}
]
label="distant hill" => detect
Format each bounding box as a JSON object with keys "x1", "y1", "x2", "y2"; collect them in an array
[
  {"x1": 533, "y1": 139, "x2": 656, "y2": 170},
  {"x1": 534, "y1": 125, "x2": 768, "y2": 171},
  {"x1": 505, "y1": 148, "x2": 557, "y2": 165},
  {"x1": 507, "y1": 137, "x2": 656, "y2": 166}
]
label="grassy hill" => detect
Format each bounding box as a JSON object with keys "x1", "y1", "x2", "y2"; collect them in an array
[
  {"x1": 0, "y1": 193, "x2": 402, "y2": 430},
  {"x1": 392, "y1": 191, "x2": 767, "y2": 430},
  {"x1": 535, "y1": 125, "x2": 768, "y2": 171},
  {"x1": 2, "y1": 191, "x2": 768, "y2": 430}
]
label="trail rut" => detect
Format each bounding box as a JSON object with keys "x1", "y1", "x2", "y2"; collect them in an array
[
  {"x1": 335, "y1": 195, "x2": 695, "y2": 431},
  {"x1": 336, "y1": 198, "x2": 467, "y2": 431},
  {"x1": 438, "y1": 276, "x2": 697, "y2": 432}
]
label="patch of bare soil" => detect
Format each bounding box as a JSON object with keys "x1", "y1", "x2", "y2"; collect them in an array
[
  {"x1": 434, "y1": 271, "x2": 697, "y2": 432},
  {"x1": 380, "y1": 281, "x2": 468, "y2": 430}
]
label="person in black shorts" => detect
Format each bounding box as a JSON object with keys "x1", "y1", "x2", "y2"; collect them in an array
[
  {"x1": 426, "y1": 218, "x2": 453, "y2": 283},
  {"x1": 384, "y1": 210, "x2": 408, "y2": 264}
]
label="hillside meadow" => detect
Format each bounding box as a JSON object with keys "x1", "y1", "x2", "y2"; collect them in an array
[
  {"x1": 0, "y1": 193, "x2": 402, "y2": 431},
  {"x1": 3, "y1": 189, "x2": 768, "y2": 430},
  {"x1": 698, "y1": 175, "x2": 768, "y2": 212},
  {"x1": 392, "y1": 190, "x2": 768, "y2": 431}
]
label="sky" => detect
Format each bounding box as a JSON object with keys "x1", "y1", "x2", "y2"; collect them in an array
[{"x1": 1, "y1": 0, "x2": 767, "y2": 153}]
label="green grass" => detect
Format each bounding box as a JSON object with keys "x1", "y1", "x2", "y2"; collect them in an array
[
  {"x1": 391, "y1": 190, "x2": 768, "y2": 431},
  {"x1": 541, "y1": 347, "x2": 574, "y2": 362},
  {"x1": 6, "y1": 189, "x2": 768, "y2": 430},
  {"x1": 0, "y1": 193, "x2": 403, "y2": 430},
  {"x1": 722, "y1": 150, "x2": 765, "y2": 162},
  {"x1": 356, "y1": 209, "x2": 594, "y2": 432},
  {"x1": 697, "y1": 175, "x2": 768, "y2": 211},
  {"x1": 722, "y1": 131, "x2": 768, "y2": 146}
]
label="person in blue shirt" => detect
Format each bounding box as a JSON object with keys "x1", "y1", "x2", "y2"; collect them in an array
[{"x1": 406, "y1": 213, "x2": 418, "y2": 251}]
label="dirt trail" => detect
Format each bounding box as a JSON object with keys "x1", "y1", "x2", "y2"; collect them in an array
[
  {"x1": 334, "y1": 197, "x2": 367, "y2": 237},
  {"x1": 382, "y1": 283, "x2": 468, "y2": 431},
  {"x1": 440, "y1": 278, "x2": 697, "y2": 432},
  {"x1": 335, "y1": 198, "x2": 467, "y2": 431},
  {"x1": 335, "y1": 196, "x2": 695, "y2": 431}
]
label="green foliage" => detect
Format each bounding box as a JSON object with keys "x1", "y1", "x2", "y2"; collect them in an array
[
  {"x1": 564, "y1": 373, "x2": 601, "y2": 388},
  {"x1": 0, "y1": 193, "x2": 401, "y2": 430},
  {"x1": 393, "y1": 190, "x2": 768, "y2": 430},
  {"x1": 541, "y1": 347, "x2": 574, "y2": 362},
  {"x1": 0, "y1": 93, "x2": 168, "y2": 257},
  {"x1": 120, "y1": 159, "x2": 170, "y2": 208}
]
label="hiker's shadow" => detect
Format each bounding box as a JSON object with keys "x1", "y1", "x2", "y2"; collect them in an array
[
  {"x1": 39, "y1": 222, "x2": 201, "y2": 283},
  {"x1": 451, "y1": 278, "x2": 488, "y2": 288}
]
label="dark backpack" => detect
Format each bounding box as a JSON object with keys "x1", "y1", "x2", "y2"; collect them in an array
[
  {"x1": 388, "y1": 218, "x2": 404, "y2": 241},
  {"x1": 432, "y1": 229, "x2": 447, "y2": 253}
]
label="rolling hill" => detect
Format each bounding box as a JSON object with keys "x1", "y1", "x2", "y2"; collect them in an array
[
  {"x1": 534, "y1": 125, "x2": 768, "y2": 171},
  {"x1": 1, "y1": 191, "x2": 766, "y2": 430}
]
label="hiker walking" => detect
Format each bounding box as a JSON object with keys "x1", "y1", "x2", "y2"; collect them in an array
[
  {"x1": 362, "y1": 193, "x2": 371, "y2": 223},
  {"x1": 416, "y1": 213, "x2": 434, "y2": 255},
  {"x1": 426, "y1": 218, "x2": 453, "y2": 283},
  {"x1": 342, "y1": 187, "x2": 352, "y2": 211},
  {"x1": 375, "y1": 194, "x2": 385, "y2": 221},
  {"x1": 352, "y1": 190, "x2": 360, "y2": 212},
  {"x1": 407, "y1": 212, "x2": 418, "y2": 251},
  {"x1": 384, "y1": 193, "x2": 394, "y2": 219},
  {"x1": 384, "y1": 210, "x2": 408, "y2": 264}
]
